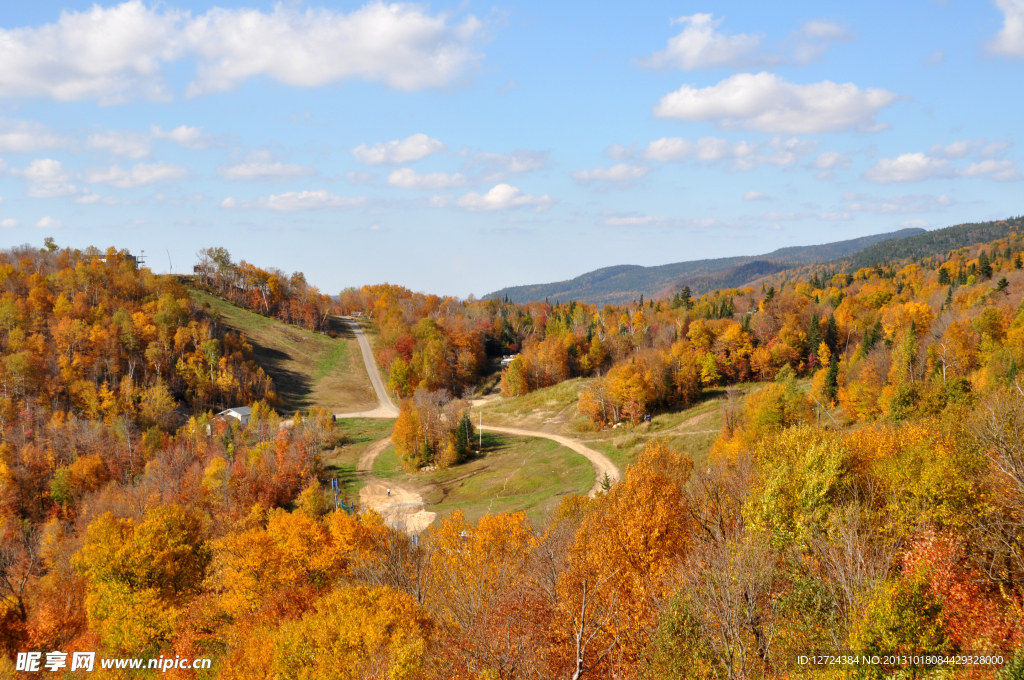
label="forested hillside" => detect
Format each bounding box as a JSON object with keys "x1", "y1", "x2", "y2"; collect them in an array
[
  {"x1": 485, "y1": 226, "x2": 923, "y2": 305},
  {"x1": 848, "y1": 216, "x2": 1024, "y2": 270},
  {"x1": 3, "y1": 230, "x2": 1024, "y2": 679}
]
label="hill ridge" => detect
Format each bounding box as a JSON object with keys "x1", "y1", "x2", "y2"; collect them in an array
[{"x1": 485, "y1": 227, "x2": 925, "y2": 305}]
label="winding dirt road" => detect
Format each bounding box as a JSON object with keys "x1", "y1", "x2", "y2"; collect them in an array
[
  {"x1": 335, "y1": 315, "x2": 622, "y2": 531},
  {"x1": 477, "y1": 425, "x2": 620, "y2": 495}
]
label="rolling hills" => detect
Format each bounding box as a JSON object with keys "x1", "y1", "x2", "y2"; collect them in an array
[{"x1": 484, "y1": 227, "x2": 925, "y2": 305}]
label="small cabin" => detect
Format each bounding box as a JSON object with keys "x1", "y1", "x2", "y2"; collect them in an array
[
  {"x1": 216, "y1": 406, "x2": 252, "y2": 426},
  {"x1": 500, "y1": 354, "x2": 519, "y2": 368}
]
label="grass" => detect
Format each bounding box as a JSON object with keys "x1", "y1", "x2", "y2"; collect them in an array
[
  {"x1": 477, "y1": 378, "x2": 592, "y2": 432},
  {"x1": 475, "y1": 379, "x2": 776, "y2": 472},
  {"x1": 320, "y1": 418, "x2": 396, "y2": 500},
  {"x1": 373, "y1": 431, "x2": 594, "y2": 526},
  {"x1": 191, "y1": 289, "x2": 377, "y2": 414}
]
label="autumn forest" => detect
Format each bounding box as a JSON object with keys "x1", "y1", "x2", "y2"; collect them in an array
[{"x1": 3, "y1": 220, "x2": 1024, "y2": 679}]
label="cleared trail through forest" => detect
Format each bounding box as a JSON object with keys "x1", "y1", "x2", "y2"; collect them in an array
[
  {"x1": 333, "y1": 317, "x2": 400, "y2": 419},
  {"x1": 356, "y1": 436, "x2": 435, "y2": 535},
  {"x1": 335, "y1": 316, "x2": 621, "y2": 530}
]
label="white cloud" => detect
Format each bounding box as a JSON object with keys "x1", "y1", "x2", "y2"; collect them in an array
[
  {"x1": 654, "y1": 72, "x2": 898, "y2": 133},
  {"x1": 929, "y1": 138, "x2": 1012, "y2": 160},
  {"x1": 0, "y1": 119, "x2": 67, "y2": 153},
  {"x1": 221, "y1": 197, "x2": 237, "y2": 209},
  {"x1": 929, "y1": 140, "x2": 978, "y2": 160},
  {"x1": 811, "y1": 151, "x2": 852, "y2": 170},
  {"x1": 352, "y1": 134, "x2": 446, "y2": 165},
  {"x1": 182, "y1": 3, "x2": 483, "y2": 95},
  {"x1": 15, "y1": 159, "x2": 81, "y2": 197},
  {"x1": 0, "y1": 1, "x2": 484, "y2": 103},
  {"x1": 644, "y1": 137, "x2": 695, "y2": 162},
  {"x1": 1, "y1": 219, "x2": 17, "y2": 227},
  {"x1": 346, "y1": 171, "x2": 377, "y2": 185},
  {"x1": 743, "y1": 191, "x2": 772, "y2": 201},
  {"x1": 0, "y1": 2, "x2": 181, "y2": 103},
  {"x1": 799, "y1": 20, "x2": 851, "y2": 41},
  {"x1": 842, "y1": 193, "x2": 954, "y2": 214},
  {"x1": 86, "y1": 162, "x2": 188, "y2": 188},
  {"x1": 387, "y1": 168, "x2": 467, "y2": 190},
  {"x1": 457, "y1": 184, "x2": 553, "y2": 211},
  {"x1": 640, "y1": 13, "x2": 761, "y2": 70},
  {"x1": 958, "y1": 159, "x2": 1019, "y2": 180},
  {"x1": 819, "y1": 212, "x2": 852, "y2": 221},
  {"x1": 466, "y1": 150, "x2": 548, "y2": 181},
  {"x1": 989, "y1": 0, "x2": 1024, "y2": 57},
  {"x1": 36, "y1": 216, "x2": 61, "y2": 229},
  {"x1": 601, "y1": 214, "x2": 669, "y2": 227},
  {"x1": 219, "y1": 161, "x2": 315, "y2": 180},
  {"x1": 571, "y1": 163, "x2": 650, "y2": 186},
  {"x1": 810, "y1": 151, "x2": 852, "y2": 179},
  {"x1": 640, "y1": 14, "x2": 853, "y2": 71},
  {"x1": 866, "y1": 140, "x2": 1020, "y2": 183},
  {"x1": 76, "y1": 192, "x2": 118, "y2": 205},
  {"x1": 18, "y1": 158, "x2": 71, "y2": 183},
  {"x1": 762, "y1": 211, "x2": 812, "y2": 221},
  {"x1": 87, "y1": 130, "x2": 151, "y2": 159},
  {"x1": 900, "y1": 219, "x2": 930, "y2": 228},
  {"x1": 260, "y1": 190, "x2": 366, "y2": 211},
  {"x1": 643, "y1": 135, "x2": 817, "y2": 170},
  {"x1": 605, "y1": 143, "x2": 636, "y2": 161},
  {"x1": 863, "y1": 153, "x2": 951, "y2": 183},
  {"x1": 429, "y1": 194, "x2": 453, "y2": 208},
  {"x1": 152, "y1": 125, "x2": 211, "y2": 149}
]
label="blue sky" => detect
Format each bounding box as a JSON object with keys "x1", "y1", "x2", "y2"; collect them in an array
[{"x1": 0, "y1": 0, "x2": 1022, "y2": 297}]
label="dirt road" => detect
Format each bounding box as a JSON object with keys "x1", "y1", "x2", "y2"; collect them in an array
[
  {"x1": 356, "y1": 437, "x2": 435, "y2": 535},
  {"x1": 337, "y1": 317, "x2": 622, "y2": 530},
  {"x1": 478, "y1": 424, "x2": 620, "y2": 496},
  {"x1": 335, "y1": 317, "x2": 399, "y2": 419}
]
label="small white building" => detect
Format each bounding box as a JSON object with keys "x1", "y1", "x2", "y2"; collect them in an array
[
  {"x1": 500, "y1": 354, "x2": 519, "y2": 367},
  {"x1": 216, "y1": 406, "x2": 252, "y2": 426}
]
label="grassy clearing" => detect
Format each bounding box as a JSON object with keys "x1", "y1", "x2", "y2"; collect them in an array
[
  {"x1": 477, "y1": 378, "x2": 592, "y2": 432},
  {"x1": 477, "y1": 379, "x2": 770, "y2": 471},
  {"x1": 320, "y1": 418, "x2": 396, "y2": 499},
  {"x1": 374, "y1": 431, "x2": 594, "y2": 526},
  {"x1": 191, "y1": 290, "x2": 377, "y2": 414}
]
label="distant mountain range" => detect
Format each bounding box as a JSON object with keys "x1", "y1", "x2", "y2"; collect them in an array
[{"x1": 485, "y1": 227, "x2": 926, "y2": 305}]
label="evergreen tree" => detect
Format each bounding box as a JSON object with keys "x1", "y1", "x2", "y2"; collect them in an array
[
  {"x1": 454, "y1": 410, "x2": 475, "y2": 461},
  {"x1": 1015, "y1": 253, "x2": 1023, "y2": 270},
  {"x1": 679, "y1": 286, "x2": 692, "y2": 310},
  {"x1": 807, "y1": 312, "x2": 822, "y2": 357},
  {"x1": 978, "y1": 251, "x2": 993, "y2": 279},
  {"x1": 938, "y1": 267, "x2": 951, "y2": 285},
  {"x1": 862, "y1": 319, "x2": 884, "y2": 352},
  {"x1": 824, "y1": 314, "x2": 839, "y2": 353},
  {"x1": 824, "y1": 354, "x2": 839, "y2": 404}
]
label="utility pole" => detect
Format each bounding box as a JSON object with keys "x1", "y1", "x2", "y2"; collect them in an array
[{"x1": 479, "y1": 411, "x2": 482, "y2": 451}]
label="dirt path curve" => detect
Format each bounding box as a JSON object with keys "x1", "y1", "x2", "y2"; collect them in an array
[
  {"x1": 356, "y1": 436, "x2": 435, "y2": 535},
  {"x1": 334, "y1": 317, "x2": 399, "y2": 419},
  {"x1": 336, "y1": 317, "x2": 621, "y2": 522},
  {"x1": 478, "y1": 424, "x2": 620, "y2": 497}
]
